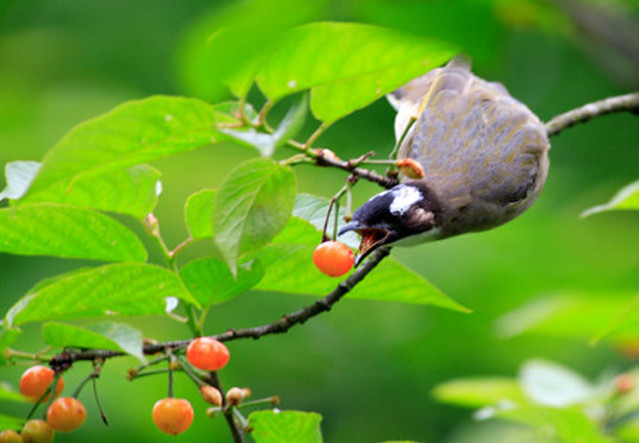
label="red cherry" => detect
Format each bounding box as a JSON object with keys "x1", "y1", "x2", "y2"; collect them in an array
[
  {"x1": 152, "y1": 398, "x2": 194, "y2": 435},
  {"x1": 46, "y1": 397, "x2": 87, "y2": 432},
  {"x1": 20, "y1": 419, "x2": 54, "y2": 443},
  {"x1": 0, "y1": 429, "x2": 23, "y2": 443},
  {"x1": 186, "y1": 337, "x2": 230, "y2": 371},
  {"x1": 616, "y1": 373, "x2": 636, "y2": 394},
  {"x1": 313, "y1": 241, "x2": 354, "y2": 277},
  {"x1": 19, "y1": 366, "x2": 64, "y2": 403}
]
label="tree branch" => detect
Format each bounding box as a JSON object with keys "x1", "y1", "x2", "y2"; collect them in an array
[
  {"x1": 546, "y1": 92, "x2": 639, "y2": 136},
  {"x1": 206, "y1": 371, "x2": 245, "y2": 443},
  {"x1": 49, "y1": 247, "x2": 391, "y2": 367},
  {"x1": 314, "y1": 150, "x2": 398, "y2": 189}
]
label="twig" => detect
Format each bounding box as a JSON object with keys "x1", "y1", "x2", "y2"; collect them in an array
[
  {"x1": 314, "y1": 150, "x2": 398, "y2": 189},
  {"x1": 546, "y1": 92, "x2": 639, "y2": 136},
  {"x1": 207, "y1": 371, "x2": 245, "y2": 443},
  {"x1": 48, "y1": 248, "x2": 391, "y2": 366},
  {"x1": 304, "y1": 122, "x2": 332, "y2": 148}
]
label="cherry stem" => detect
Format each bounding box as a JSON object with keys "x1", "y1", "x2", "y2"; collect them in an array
[
  {"x1": 236, "y1": 396, "x2": 280, "y2": 409},
  {"x1": 167, "y1": 353, "x2": 175, "y2": 398},
  {"x1": 132, "y1": 354, "x2": 170, "y2": 373},
  {"x1": 321, "y1": 183, "x2": 348, "y2": 242},
  {"x1": 71, "y1": 363, "x2": 101, "y2": 399},
  {"x1": 41, "y1": 372, "x2": 62, "y2": 419},
  {"x1": 176, "y1": 357, "x2": 206, "y2": 388},
  {"x1": 233, "y1": 407, "x2": 253, "y2": 433},
  {"x1": 25, "y1": 386, "x2": 52, "y2": 421},
  {"x1": 92, "y1": 374, "x2": 109, "y2": 426},
  {"x1": 128, "y1": 368, "x2": 171, "y2": 379}
]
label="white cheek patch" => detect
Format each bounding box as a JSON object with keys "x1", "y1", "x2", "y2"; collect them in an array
[{"x1": 389, "y1": 185, "x2": 422, "y2": 215}]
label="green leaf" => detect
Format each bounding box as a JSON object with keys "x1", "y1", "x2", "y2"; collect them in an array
[
  {"x1": 255, "y1": 196, "x2": 467, "y2": 311},
  {"x1": 0, "y1": 204, "x2": 147, "y2": 262},
  {"x1": 184, "y1": 189, "x2": 216, "y2": 239},
  {"x1": 19, "y1": 164, "x2": 162, "y2": 219},
  {"x1": 0, "y1": 382, "x2": 29, "y2": 404},
  {"x1": 179, "y1": 258, "x2": 264, "y2": 306},
  {"x1": 211, "y1": 101, "x2": 259, "y2": 125},
  {"x1": 292, "y1": 193, "x2": 360, "y2": 248},
  {"x1": 0, "y1": 413, "x2": 23, "y2": 431},
  {"x1": 0, "y1": 327, "x2": 21, "y2": 365},
  {"x1": 219, "y1": 94, "x2": 307, "y2": 157},
  {"x1": 213, "y1": 158, "x2": 296, "y2": 275},
  {"x1": 518, "y1": 359, "x2": 594, "y2": 407},
  {"x1": 176, "y1": 0, "x2": 323, "y2": 100},
  {"x1": 248, "y1": 410, "x2": 323, "y2": 443},
  {"x1": 42, "y1": 321, "x2": 145, "y2": 362},
  {"x1": 353, "y1": 0, "x2": 504, "y2": 65},
  {"x1": 5, "y1": 263, "x2": 198, "y2": 327},
  {"x1": 495, "y1": 293, "x2": 639, "y2": 342},
  {"x1": 0, "y1": 161, "x2": 40, "y2": 201},
  {"x1": 256, "y1": 22, "x2": 457, "y2": 122},
  {"x1": 432, "y1": 377, "x2": 526, "y2": 408},
  {"x1": 497, "y1": 404, "x2": 613, "y2": 443},
  {"x1": 582, "y1": 180, "x2": 639, "y2": 217},
  {"x1": 27, "y1": 96, "x2": 226, "y2": 195}
]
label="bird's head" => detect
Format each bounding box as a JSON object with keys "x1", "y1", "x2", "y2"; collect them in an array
[{"x1": 339, "y1": 183, "x2": 442, "y2": 266}]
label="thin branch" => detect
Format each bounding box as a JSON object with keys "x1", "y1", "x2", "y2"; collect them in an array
[
  {"x1": 314, "y1": 150, "x2": 398, "y2": 189},
  {"x1": 48, "y1": 248, "x2": 391, "y2": 366},
  {"x1": 207, "y1": 371, "x2": 245, "y2": 443},
  {"x1": 546, "y1": 92, "x2": 639, "y2": 136}
]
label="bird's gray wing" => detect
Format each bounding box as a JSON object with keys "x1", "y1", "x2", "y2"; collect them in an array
[{"x1": 394, "y1": 58, "x2": 550, "y2": 232}]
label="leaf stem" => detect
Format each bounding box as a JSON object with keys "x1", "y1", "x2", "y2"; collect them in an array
[
  {"x1": 304, "y1": 122, "x2": 332, "y2": 148},
  {"x1": 4, "y1": 348, "x2": 52, "y2": 363},
  {"x1": 258, "y1": 100, "x2": 275, "y2": 132},
  {"x1": 169, "y1": 238, "x2": 195, "y2": 260},
  {"x1": 186, "y1": 305, "x2": 204, "y2": 338}
]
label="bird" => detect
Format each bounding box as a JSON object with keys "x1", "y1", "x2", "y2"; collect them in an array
[{"x1": 339, "y1": 56, "x2": 550, "y2": 266}]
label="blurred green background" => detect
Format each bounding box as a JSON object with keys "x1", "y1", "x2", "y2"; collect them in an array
[{"x1": 1, "y1": 0, "x2": 638, "y2": 441}]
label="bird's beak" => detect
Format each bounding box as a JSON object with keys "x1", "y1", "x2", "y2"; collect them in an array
[{"x1": 339, "y1": 222, "x2": 391, "y2": 267}]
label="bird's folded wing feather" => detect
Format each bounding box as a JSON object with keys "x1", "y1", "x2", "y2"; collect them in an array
[{"x1": 393, "y1": 59, "x2": 549, "y2": 211}]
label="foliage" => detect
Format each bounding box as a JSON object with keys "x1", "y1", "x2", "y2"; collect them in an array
[
  {"x1": 434, "y1": 359, "x2": 639, "y2": 442},
  {"x1": 1, "y1": 0, "x2": 637, "y2": 442}
]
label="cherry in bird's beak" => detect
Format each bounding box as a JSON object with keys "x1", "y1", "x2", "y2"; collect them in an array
[{"x1": 339, "y1": 221, "x2": 391, "y2": 267}]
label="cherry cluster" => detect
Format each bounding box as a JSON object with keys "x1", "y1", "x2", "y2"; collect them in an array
[
  {"x1": 0, "y1": 337, "x2": 236, "y2": 441},
  {"x1": 1, "y1": 241, "x2": 355, "y2": 442},
  {"x1": 1, "y1": 366, "x2": 85, "y2": 442}
]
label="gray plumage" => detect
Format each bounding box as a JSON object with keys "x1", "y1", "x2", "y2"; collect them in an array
[
  {"x1": 389, "y1": 56, "x2": 550, "y2": 238},
  {"x1": 341, "y1": 57, "x2": 550, "y2": 264}
]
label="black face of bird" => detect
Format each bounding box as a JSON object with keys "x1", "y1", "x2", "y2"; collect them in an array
[{"x1": 339, "y1": 183, "x2": 441, "y2": 266}]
